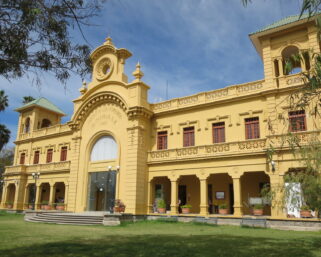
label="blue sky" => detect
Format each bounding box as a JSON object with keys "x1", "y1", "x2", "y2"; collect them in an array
[{"x1": 0, "y1": 0, "x2": 302, "y2": 147}]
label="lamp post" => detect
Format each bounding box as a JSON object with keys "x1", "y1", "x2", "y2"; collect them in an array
[{"x1": 32, "y1": 172, "x2": 40, "y2": 210}]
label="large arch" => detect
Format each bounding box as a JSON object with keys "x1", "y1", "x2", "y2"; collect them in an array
[
  {"x1": 90, "y1": 136, "x2": 118, "y2": 161},
  {"x1": 69, "y1": 92, "x2": 128, "y2": 130}
]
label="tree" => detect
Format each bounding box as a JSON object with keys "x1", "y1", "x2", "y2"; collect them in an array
[
  {"x1": 0, "y1": 0, "x2": 106, "y2": 85},
  {"x1": 0, "y1": 90, "x2": 10, "y2": 151},
  {"x1": 22, "y1": 96, "x2": 35, "y2": 104}
]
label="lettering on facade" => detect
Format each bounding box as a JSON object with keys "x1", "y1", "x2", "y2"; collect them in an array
[
  {"x1": 237, "y1": 83, "x2": 263, "y2": 93},
  {"x1": 205, "y1": 89, "x2": 228, "y2": 100}
]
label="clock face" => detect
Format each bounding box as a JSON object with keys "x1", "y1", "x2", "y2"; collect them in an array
[{"x1": 96, "y1": 57, "x2": 113, "y2": 81}]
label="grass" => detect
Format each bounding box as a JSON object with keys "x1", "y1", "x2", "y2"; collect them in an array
[{"x1": 0, "y1": 212, "x2": 321, "y2": 257}]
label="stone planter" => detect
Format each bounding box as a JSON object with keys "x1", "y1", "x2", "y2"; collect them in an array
[
  {"x1": 253, "y1": 209, "x2": 264, "y2": 216},
  {"x1": 300, "y1": 210, "x2": 312, "y2": 218},
  {"x1": 28, "y1": 204, "x2": 34, "y2": 210},
  {"x1": 41, "y1": 205, "x2": 51, "y2": 210},
  {"x1": 114, "y1": 206, "x2": 125, "y2": 213},
  {"x1": 56, "y1": 205, "x2": 65, "y2": 211},
  {"x1": 219, "y1": 209, "x2": 228, "y2": 215},
  {"x1": 182, "y1": 208, "x2": 191, "y2": 214},
  {"x1": 157, "y1": 208, "x2": 166, "y2": 214},
  {"x1": 6, "y1": 204, "x2": 13, "y2": 209}
]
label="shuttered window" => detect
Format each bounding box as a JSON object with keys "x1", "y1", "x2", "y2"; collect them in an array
[
  {"x1": 245, "y1": 117, "x2": 260, "y2": 139},
  {"x1": 46, "y1": 149, "x2": 53, "y2": 163},
  {"x1": 183, "y1": 127, "x2": 195, "y2": 147},
  {"x1": 20, "y1": 153, "x2": 25, "y2": 165},
  {"x1": 157, "y1": 131, "x2": 168, "y2": 150},
  {"x1": 33, "y1": 151, "x2": 40, "y2": 164},
  {"x1": 60, "y1": 146, "x2": 68, "y2": 161},
  {"x1": 212, "y1": 122, "x2": 225, "y2": 143},
  {"x1": 289, "y1": 110, "x2": 306, "y2": 132}
]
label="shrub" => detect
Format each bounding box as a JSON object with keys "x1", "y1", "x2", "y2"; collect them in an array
[
  {"x1": 253, "y1": 204, "x2": 264, "y2": 210},
  {"x1": 157, "y1": 199, "x2": 166, "y2": 208},
  {"x1": 181, "y1": 204, "x2": 192, "y2": 209},
  {"x1": 219, "y1": 203, "x2": 227, "y2": 209}
]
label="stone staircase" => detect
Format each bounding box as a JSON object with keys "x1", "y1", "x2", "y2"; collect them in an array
[{"x1": 25, "y1": 212, "x2": 104, "y2": 225}]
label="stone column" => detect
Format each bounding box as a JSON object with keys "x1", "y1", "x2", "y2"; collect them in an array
[
  {"x1": 23, "y1": 185, "x2": 29, "y2": 209},
  {"x1": 199, "y1": 178, "x2": 208, "y2": 216},
  {"x1": 49, "y1": 184, "x2": 56, "y2": 207},
  {"x1": 64, "y1": 184, "x2": 69, "y2": 210},
  {"x1": 232, "y1": 176, "x2": 243, "y2": 217},
  {"x1": 147, "y1": 180, "x2": 153, "y2": 214},
  {"x1": 35, "y1": 185, "x2": 41, "y2": 210},
  {"x1": 278, "y1": 57, "x2": 284, "y2": 76},
  {"x1": 170, "y1": 179, "x2": 178, "y2": 215},
  {"x1": 1, "y1": 184, "x2": 8, "y2": 208}
]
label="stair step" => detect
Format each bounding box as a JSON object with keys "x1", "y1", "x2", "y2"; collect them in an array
[
  {"x1": 269, "y1": 225, "x2": 321, "y2": 231},
  {"x1": 26, "y1": 219, "x2": 102, "y2": 225}
]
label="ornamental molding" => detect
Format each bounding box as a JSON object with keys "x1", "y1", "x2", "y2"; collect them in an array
[
  {"x1": 69, "y1": 92, "x2": 128, "y2": 131},
  {"x1": 127, "y1": 106, "x2": 153, "y2": 120}
]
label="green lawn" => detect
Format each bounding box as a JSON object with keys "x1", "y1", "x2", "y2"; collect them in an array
[{"x1": 0, "y1": 212, "x2": 321, "y2": 257}]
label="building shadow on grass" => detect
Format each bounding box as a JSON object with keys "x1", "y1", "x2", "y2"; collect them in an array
[{"x1": 1, "y1": 234, "x2": 320, "y2": 257}]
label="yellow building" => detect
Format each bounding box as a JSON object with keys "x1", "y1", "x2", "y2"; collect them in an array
[{"x1": 1, "y1": 14, "x2": 320, "y2": 220}]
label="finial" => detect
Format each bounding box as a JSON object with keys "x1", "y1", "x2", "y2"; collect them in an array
[
  {"x1": 79, "y1": 80, "x2": 87, "y2": 95},
  {"x1": 104, "y1": 36, "x2": 113, "y2": 46},
  {"x1": 132, "y1": 62, "x2": 144, "y2": 82}
]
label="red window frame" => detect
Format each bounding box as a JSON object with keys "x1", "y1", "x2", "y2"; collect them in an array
[
  {"x1": 212, "y1": 122, "x2": 225, "y2": 143},
  {"x1": 19, "y1": 153, "x2": 25, "y2": 165},
  {"x1": 60, "y1": 146, "x2": 68, "y2": 161},
  {"x1": 33, "y1": 151, "x2": 40, "y2": 164},
  {"x1": 157, "y1": 131, "x2": 168, "y2": 150},
  {"x1": 46, "y1": 149, "x2": 53, "y2": 163},
  {"x1": 245, "y1": 117, "x2": 260, "y2": 139},
  {"x1": 183, "y1": 126, "x2": 195, "y2": 147},
  {"x1": 289, "y1": 110, "x2": 306, "y2": 132}
]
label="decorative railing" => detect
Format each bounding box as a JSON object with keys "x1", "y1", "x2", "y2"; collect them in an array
[
  {"x1": 151, "y1": 79, "x2": 265, "y2": 113},
  {"x1": 5, "y1": 165, "x2": 26, "y2": 173},
  {"x1": 274, "y1": 73, "x2": 305, "y2": 88},
  {"x1": 148, "y1": 139, "x2": 266, "y2": 163},
  {"x1": 5, "y1": 161, "x2": 70, "y2": 174},
  {"x1": 17, "y1": 124, "x2": 71, "y2": 141},
  {"x1": 26, "y1": 161, "x2": 71, "y2": 173}
]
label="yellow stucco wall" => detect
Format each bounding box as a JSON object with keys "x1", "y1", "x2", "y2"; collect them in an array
[{"x1": 1, "y1": 19, "x2": 320, "y2": 219}]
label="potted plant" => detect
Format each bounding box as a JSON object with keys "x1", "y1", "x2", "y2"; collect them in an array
[
  {"x1": 157, "y1": 199, "x2": 166, "y2": 214},
  {"x1": 55, "y1": 202, "x2": 65, "y2": 211},
  {"x1": 41, "y1": 200, "x2": 51, "y2": 210},
  {"x1": 6, "y1": 201, "x2": 13, "y2": 209},
  {"x1": 28, "y1": 203, "x2": 34, "y2": 209},
  {"x1": 253, "y1": 204, "x2": 264, "y2": 216},
  {"x1": 218, "y1": 203, "x2": 228, "y2": 215},
  {"x1": 113, "y1": 199, "x2": 126, "y2": 213},
  {"x1": 181, "y1": 204, "x2": 192, "y2": 214},
  {"x1": 300, "y1": 205, "x2": 312, "y2": 218}
]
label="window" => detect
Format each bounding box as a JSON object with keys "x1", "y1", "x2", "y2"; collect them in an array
[
  {"x1": 24, "y1": 117, "x2": 30, "y2": 133},
  {"x1": 19, "y1": 153, "x2": 25, "y2": 165},
  {"x1": 41, "y1": 119, "x2": 51, "y2": 128},
  {"x1": 60, "y1": 146, "x2": 68, "y2": 161},
  {"x1": 33, "y1": 151, "x2": 40, "y2": 164},
  {"x1": 183, "y1": 126, "x2": 195, "y2": 147},
  {"x1": 157, "y1": 131, "x2": 168, "y2": 150},
  {"x1": 212, "y1": 122, "x2": 225, "y2": 143},
  {"x1": 281, "y1": 46, "x2": 301, "y2": 75},
  {"x1": 91, "y1": 136, "x2": 117, "y2": 161},
  {"x1": 245, "y1": 117, "x2": 260, "y2": 139},
  {"x1": 289, "y1": 110, "x2": 306, "y2": 132},
  {"x1": 46, "y1": 149, "x2": 53, "y2": 163}
]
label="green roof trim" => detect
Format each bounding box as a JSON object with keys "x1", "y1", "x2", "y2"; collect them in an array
[
  {"x1": 250, "y1": 13, "x2": 312, "y2": 35},
  {"x1": 16, "y1": 97, "x2": 66, "y2": 115}
]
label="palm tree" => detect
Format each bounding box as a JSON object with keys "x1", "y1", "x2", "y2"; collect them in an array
[
  {"x1": 22, "y1": 96, "x2": 35, "y2": 105},
  {"x1": 0, "y1": 124, "x2": 10, "y2": 152},
  {"x1": 0, "y1": 90, "x2": 8, "y2": 112}
]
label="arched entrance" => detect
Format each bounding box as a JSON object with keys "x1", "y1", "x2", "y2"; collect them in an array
[{"x1": 87, "y1": 135, "x2": 118, "y2": 212}]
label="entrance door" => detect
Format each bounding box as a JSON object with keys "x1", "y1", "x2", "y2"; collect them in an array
[{"x1": 88, "y1": 171, "x2": 116, "y2": 212}]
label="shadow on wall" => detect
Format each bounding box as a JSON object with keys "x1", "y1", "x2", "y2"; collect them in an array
[{"x1": 0, "y1": 234, "x2": 320, "y2": 257}]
